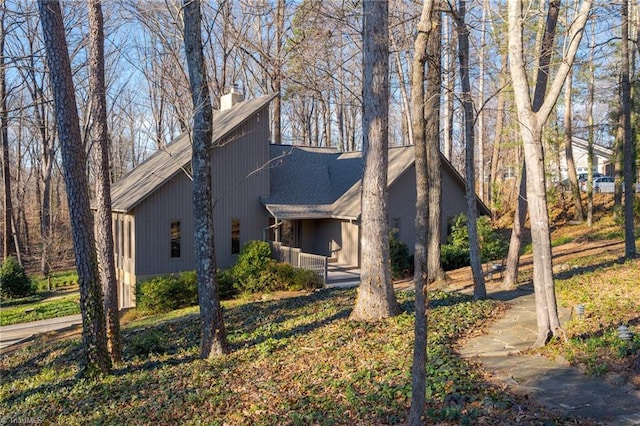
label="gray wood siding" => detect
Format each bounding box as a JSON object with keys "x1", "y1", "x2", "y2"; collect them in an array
[
  {"x1": 388, "y1": 164, "x2": 470, "y2": 252},
  {"x1": 134, "y1": 171, "x2": 195, "y2": 276},
  {"x1": 211, "y1": 106, "x2": 270, "y2": 268},
  {"x1": 338, "y1": 220, "x2": 359, "y2": 266},
  {"x1": 132, "y1": 105, "x2": 271, "y2": 275}
]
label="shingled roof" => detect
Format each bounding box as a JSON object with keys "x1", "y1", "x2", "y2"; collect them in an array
[
  {"x1": 110, "y1": 93, "x2": 277, "y2": 213},
  {"x1": 261, "y1": 145, "x2": 416, "y2": 220}
]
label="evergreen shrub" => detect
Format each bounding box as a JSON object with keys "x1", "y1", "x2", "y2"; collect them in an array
[
  {"x1": 0, "y1": 256, "x2": 35, "y2": 300},
  {"x1": 389, "y1": 234, "x2": 412, "y2": 279},
  {"x1": 440, "y1": 214, "x2": 508, "y2": 271},
  {"x1": 136, "y1": 271, "x2": 198, "y2": 313}
]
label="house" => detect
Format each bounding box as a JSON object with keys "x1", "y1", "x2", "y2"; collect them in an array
[
  {"x1": 109, "y1": 91, "x2": 488, "y2": 308},
  {"x1": 560, "y1": 137, "x2": 614, "y2": 179}
]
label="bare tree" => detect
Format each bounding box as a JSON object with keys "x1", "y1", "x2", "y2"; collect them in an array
[
  {"x1": 620, "y1": 0, "x2": 636, "y2": 258},
  {"x1": 563, "y1": 67, "x2": 584, "y2": 222},
  {"x1": 457, "y1": 0, "x2": 486, "y2": 300},
  {"x1": 38, "y1": 0, "x2": 110, "y2": 375},
  {"x1": 409, "y1": 2, "x2": 436, "y2": 422},
  {"x1": 351, "y1": 0, "x2": 400, "y2": 321},
  {"x1": 183, "y1": 0, "x2": 230, "y2": 358},
  {"x1": 508, "y1": 0, "x2": 592, "y2": 346},
  {"x1": 88, "y1": 0, "x2": 121, "y2": 363},
  {"x1": 1, "y1": 0, "x2": 15, "y2": 260}
]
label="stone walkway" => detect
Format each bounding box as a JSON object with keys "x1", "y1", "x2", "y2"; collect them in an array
[{"x1": 458, "y1": 284, "x2": 640, "y2": 425}]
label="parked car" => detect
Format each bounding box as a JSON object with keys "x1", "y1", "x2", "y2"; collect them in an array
[
  {"x1": 581, "y1": 176, "x2": 615, "y2": 193},
  {"x1": 577, "y1": 172, "x2": 603, "y2": 183}
]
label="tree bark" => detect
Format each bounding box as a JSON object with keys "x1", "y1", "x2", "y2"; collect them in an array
[
  {"x1": 502, "y1": 166, "x2": 527, "y2": 289},
  {"x1": 563, "y1": 68, "x2": 584, "y2": 222},
  {"x1": 508, "y1": 0, "x2": 592, "y2": 346},
  {"x1": 0, "y1": 4, "x2": 16, "y2": 260},
  {"x1": 457, "y1": 0, "x2": 486, "y2": 300},
  {"x1": 88, "y1": 0, "x2": 122, "y2": 363},
  {"x1": 409, "y1": 2, "x2": 435, "y2": 422},
  {"x1": 426, "y1": 13, "x2": 444, "y2": 285},
  {"x1": 183, "y1": 0, "x2": 230, "y2": 358},
  {"x1": 620, "y1": 0, "x2": 637, "y2": 258},
  {"x1": 38, "y1": 0, "x2": 110, "y2": 376},
  {"x1": 351, "y1": 0, "x2": 400, "y2": 321}
]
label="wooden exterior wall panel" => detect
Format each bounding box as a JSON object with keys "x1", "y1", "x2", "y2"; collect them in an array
[
  {"x1": 134, "y1": 171, "x2": 195, "y2": 276},
  {"x1": 211, "y1": 107, "x2": 270, "y2": 268}
]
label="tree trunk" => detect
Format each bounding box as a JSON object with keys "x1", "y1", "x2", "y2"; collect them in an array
[
  {"x1": 457, "y1": 0, "x2": 486, "y2": 300},
  {"x1": 502, "y1": 166, "x2": 527, "y2": 289},
  {"x1": 442, "y1": 13, "x2": 455, "y2": 161},
  {"x1": 563, "y1": 68, "x2": 584, "y2": 222},
  {"x1": 351, "y1": 0, "x2": 400, "y2": 321},
  {"x1": 508, "y1": 0, "x2": 592, "y2": 346},
  {"x1": 426, "y1": 10, "x2": 444, "y2": 284},
  {"x1": 620, "y1": 0, "x2": 637, "y2": 258},
  {"x1": 489, "y1": 49, "x2": 508, "y2": 217},
  {"x1": 409, "y1": 2, "x2": 435, "y2": 422},
  {"x1": 183, "y1": 0, "x2": 230, "y2": 358},
  {"x1": 88, "y1": 0, "x2": 122, "y2": 363},
  {"x1": 38, "y1": 0, "x2": 110, "y2": 376},
  {"x1": 0, "y1": 6, "x2": 15, "y2": 260}
]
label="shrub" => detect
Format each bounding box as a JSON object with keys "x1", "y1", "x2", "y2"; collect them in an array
[
  {"x1": 216, "y1": 269, "x2": 238, "y2": 300},
  {"x1": 389, "y1": 234, "x2": 412, "y2": 279},
  {"x1": 136, "y1": 271, "x2": 198, "y2": 313},
  {"x1": 290, "y1": 268, "x2": 323, "y2": 291},
  {"x1": 440, "y1": 244, "x2": 470, "y2": 271},
  {"x1": 440, "y1": 214, "x2": 508, "y2": 271},
  {"x1": 0, "y1": 256, "x2": 35, "y2": 300},
  {"x1": 128, "y1": 330, "x2": 166, "y2": 357},
  {"x1": 231, "y1": 241, "x2": 273, "y2": 294}
]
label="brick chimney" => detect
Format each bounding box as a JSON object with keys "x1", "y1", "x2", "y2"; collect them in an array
[{"x1": 220, "y1": 84, "x2": 244, "y2": 111}]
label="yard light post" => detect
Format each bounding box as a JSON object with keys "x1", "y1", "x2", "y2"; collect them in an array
[{"x1": 617, "y1": 325, "x2": 632, "y2": 341}]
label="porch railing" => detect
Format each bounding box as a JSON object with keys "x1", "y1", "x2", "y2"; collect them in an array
[{"x1": 271, "y1": 242, "x2": 328, "y2": 285}]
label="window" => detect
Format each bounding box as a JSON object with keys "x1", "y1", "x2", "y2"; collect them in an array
[
  {"x1": 170, "y1": 221, "x2": 181, "y2": 258},
  {"x1": 231, "y1": 219, "x2": 240, "y2": 254},
  {"x1": 127, "y1": 221, "x2": 132, "y2": 259},
  {"x1": 391, "y1": 217, "x2": 401, "y2": 238}
]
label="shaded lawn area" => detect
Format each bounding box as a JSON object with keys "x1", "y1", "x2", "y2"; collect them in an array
[
  {"x1": 541, "y1": 259, "x2": 640, "y2": 379},
  {"x1": 0, "y1": 295, "x2": 80, "y2": 326},
  {"x1": 1, "y1": 289, "x2": 580, "y2": 425}
]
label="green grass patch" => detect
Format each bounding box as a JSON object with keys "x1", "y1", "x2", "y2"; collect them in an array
[
  {"x1": 0, "y1": 289, "x2": 569, "y2": 424},
  {"x1": 32, "y1": 269, "x2": 78, "y2": 291},
  {"x1": 551, "y1": 235, "x2": 574, "y2": 247},
  {"x1": 0, "y1": 294, "x2": 80, "y2": 326},
  {"x1": 541, "y1": 260, "x2": 640, "y2": 377}
]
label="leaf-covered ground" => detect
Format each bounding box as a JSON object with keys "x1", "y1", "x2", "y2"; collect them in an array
[{"x1": 0, "y1": 289, "x2": 584, "y2": 425}]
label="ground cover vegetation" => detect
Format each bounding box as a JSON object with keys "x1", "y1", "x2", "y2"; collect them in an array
[{"x1": 1, "y1": 289, "x2": 585, "y2": 425}]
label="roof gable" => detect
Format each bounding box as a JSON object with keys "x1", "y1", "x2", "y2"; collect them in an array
[{"x1": 111, "y1": 93, "x2": 276, "y2": 212}]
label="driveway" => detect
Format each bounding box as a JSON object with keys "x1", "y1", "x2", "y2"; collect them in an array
[{"x1": 0, "y1": 314, "x2": 82, "y2": 351}]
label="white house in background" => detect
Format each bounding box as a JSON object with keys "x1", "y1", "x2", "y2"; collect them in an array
[{"x1": 559, "y1": 136, "x2": 614, "y2": 179}]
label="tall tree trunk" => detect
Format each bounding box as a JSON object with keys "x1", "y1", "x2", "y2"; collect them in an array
[
  {"x1": 183, "y1": 0, "x2": 230, "y2": 358},
  {"x1": 621, "y1": 0, "x2": 637, "y2": 258},
  {"x1": 442, "y1": 12, "x2": 455, "y2": 161},
  {"x1": 272, "y1": 0, "x2": 284, "y2": 145},
  {"x1": 489, "y1": 48, "x2": 508, "y2": 217},
  {"x1": 351, "y1": 0, "x2": 400, "y2": 321},
  {"x1": 457, "y1": 0, "x2": 486, "y2": 300},
  {"x1": 409, "y1": 2, "x2": 435, "y2": 422},
  {"x1": 0, "y1": 3, "x2": 15, "y2": 260},
  {"x1": 508, "y1": 0, "x2": 592, "y2": 346},
  {"x1": 477, "y1": 0, "x2": 488, "y2": 202},
  {"x1": 88, "y1": 0, "x2": 122, "y2": 363},
  {"x1": 587, "y1": 20, "x2": 596, "y2": 226},
  {"x1": 426, "y1": 10, "x2": 444, "y2": 284},
  {"x1": 502, "y1": 166, "x2": 527, "y2": 288},
  {"x1": 563, "y1": 68, "x2": 584, "y2": 222},
  {"x1": 38, "y1": 0, "x2": 110, "y2": 376}
]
